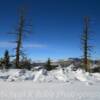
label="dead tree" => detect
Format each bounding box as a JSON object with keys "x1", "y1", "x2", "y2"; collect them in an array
[
  {"x1": 81, "y1": 16, "x2": 92, "y2": 72},
  {"x1": 10, "y1": 7, "x2": 32, "y2": 68},
  {"x1": 15, "y1": 8, "x2": 25, "y2": 68}
]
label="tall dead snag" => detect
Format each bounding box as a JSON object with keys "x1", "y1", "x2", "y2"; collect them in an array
[
  {"x1": 10, "y1": 7, "x2": 32, "y2": 68},
  {"x1": 82, "y1": 16, "x2": 92, "y2": 72},
  {"x1": 16, "y1": 8, "x2": 25, "y2": 68}
]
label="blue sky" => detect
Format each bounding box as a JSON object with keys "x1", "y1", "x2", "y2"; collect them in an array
[{"x1": 0, "y1": 0, "x2": 100, "y2": 61}]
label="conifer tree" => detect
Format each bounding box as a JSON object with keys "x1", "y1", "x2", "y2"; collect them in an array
[
  {"x1": 45, "y1": 58, "x2": 52, "y2": 71},
  {"x1": 4, "y1": 50, "x2": 10, "y2": 69}
]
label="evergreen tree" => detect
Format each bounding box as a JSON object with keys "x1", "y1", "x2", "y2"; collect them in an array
[
  {"x1": 4, "y1": 50, "x2": 10, "y2": 69},
  {"x1": 45, "y1": 58, "x2": 52, "y2": 71}
]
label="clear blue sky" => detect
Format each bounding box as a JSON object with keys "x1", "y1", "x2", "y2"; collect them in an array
[{"x1": 0, "y1": 0, "x2": 100, "y2": 61}]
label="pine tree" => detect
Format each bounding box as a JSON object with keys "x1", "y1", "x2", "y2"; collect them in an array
[
  {"x1": 45, "y1": 58, "x2": 52, "y2": 71},
  {"x1": 4, "y1": 50, "x2": 10, "y2": 69}
]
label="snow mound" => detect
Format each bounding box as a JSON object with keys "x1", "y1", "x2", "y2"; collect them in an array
[
  {"x1": 75, "y1": 69, "x2": 89, "y2": 82},
  {"x1": 0, "y1": 64, "x2": 99, "y2": 84},
  {"x1": 92, "y1": 73, "x2": 100, "y2": 81},
  {"x1": 33, "y1": 68, "x2": 67, "y2": 82},
  {"x1": 66, "y1": 64, "x2": 75, "y2": 71},
  {"x1": 7, "y1": 69, "x2": 34, "y2": 82},
  {"x1": 52, "y1": 68, "x2": 67, "y2": 82}
]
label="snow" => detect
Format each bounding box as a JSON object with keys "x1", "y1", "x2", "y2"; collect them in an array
[
  {"x1": 0, "y1": 64, "x2": 100, "y2": 83},
  {"x1": 91, "y1": 64, "x2": 99, "y2": 69},
  {"x1": 0, "y1": 82, "x2": 100, "y2": 100},
  {"x1": 0, "y1": 64, "x2": 100, "y2": 100},
  {"x1": 52, "y1": 68, "x2": 67, "y2": 82},
  {"x1": 75, "y1": 69, "x2": 89, "y2": 82},
  {"x1": 92, "y1": 73, "x2": 100, "y2": 80}
]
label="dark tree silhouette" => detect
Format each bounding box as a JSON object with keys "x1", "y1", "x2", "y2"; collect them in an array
[
  {"x1": 44, "y1": 58, "x2": 58, "y2": 71},
  {"x1": 4, "y1": 50, "x2": 10, "y2": 69},
  {"x1": 15, "y1": 8, "x2": 25, "y2": 68},
  {"x1": 9, "y1": 7, "x2": 32, "y2": 68},
  {"x1": 81, "y1": 16, "x2": 92, "y2": 72},
  {"x1": 45, "y1": 58, "x2": 52, "y2": 71}
]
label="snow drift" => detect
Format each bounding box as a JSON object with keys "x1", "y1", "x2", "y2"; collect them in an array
[{"x1": 0, "y1": 64, "x2": 100, "y2": 84}]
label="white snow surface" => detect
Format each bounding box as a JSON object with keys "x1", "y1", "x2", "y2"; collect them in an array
[
  {"x1": 0, "y1": 64, "x2": 100, "y2": 83},
  {"x1": 0, "y1": 82, "x2": 100, "y2": 100},
  {"x1": 0, "y1": 64, "x2": 100, "y2": 100}
]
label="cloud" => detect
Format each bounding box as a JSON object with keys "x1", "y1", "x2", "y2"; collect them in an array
[
  {"x1": 0, "y1": 41, "x2": 47, "y2": 48},
  {"x1": 24, "y1": 44, "x2": 47, "y2": 48},
  {"x1": 0, "y1": 42, "x2": 16, "y2": 48}
]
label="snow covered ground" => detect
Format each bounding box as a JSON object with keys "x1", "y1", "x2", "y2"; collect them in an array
[
  {"x1": 0, "y1": 82, "x2": 100, "y2": 100},
  {"x1": 0, "y1": 64, "x2": 100, "y2": 100}
]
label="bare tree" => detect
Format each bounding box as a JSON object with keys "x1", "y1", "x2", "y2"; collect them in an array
[
  {"x1": 81, "y1": 16, "x2": 92, "y2": 72},
  {"x1": 15, "y1": 8, "x2": 25, "y2": 68},
  {"x1": 10, "y1": 7, "x2": 32, "y2": 68}
]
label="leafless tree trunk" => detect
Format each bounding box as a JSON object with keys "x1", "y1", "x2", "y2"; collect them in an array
[
  {"x1": 16, "y1": 8, "x2": 25, "y2": 68},
  {"x1": 9, "y1": 7, "x2": 32, "y2": 68},
  {"x1": 82, "y1": 16, "x2": 91, "y2": 72}
]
